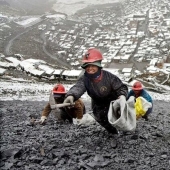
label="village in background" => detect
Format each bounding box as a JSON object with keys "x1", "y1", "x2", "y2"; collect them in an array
[{"x1": 0, "y1": 0, "x2": 170, "y2": 94}]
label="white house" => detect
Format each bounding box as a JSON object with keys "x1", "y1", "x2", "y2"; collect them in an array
[
  {"x1": 0, "y1": 67, "x2": 6, "y2": 75},
  {"x1": 61, "y1": 69, "x2": 83, "y2": 80}
]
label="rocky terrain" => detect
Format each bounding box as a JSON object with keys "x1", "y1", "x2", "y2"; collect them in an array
[{"x1": 0, "y1": 99, "x2": 170, "y2": 170}]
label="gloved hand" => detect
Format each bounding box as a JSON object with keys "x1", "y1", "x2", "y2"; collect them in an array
[
  {"x1": 40, "y1": 116, "x2": 47, "y2": 124},
  {"x1": 76, "y1": 118, "x2": 82, "y2": 124},
  {"x1": 63, "y1": 96, "x2": 74, "y2": 105},
  {"x1": 73, "y1": 118, "x2": 82, "y2": 125}
]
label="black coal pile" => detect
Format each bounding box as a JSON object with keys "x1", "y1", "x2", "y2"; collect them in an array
[{"x1": 0, "y1": 100, "x2": 170, "y2": 170}]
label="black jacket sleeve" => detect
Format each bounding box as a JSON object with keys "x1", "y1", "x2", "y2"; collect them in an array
[{"x1": 65, "y1": 76, "x2": 86, "y2": 101}]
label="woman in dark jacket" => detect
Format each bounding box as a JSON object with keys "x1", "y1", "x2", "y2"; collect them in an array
[{"x1": 64, "y1": 48, "x2": 128, "y2": 134}]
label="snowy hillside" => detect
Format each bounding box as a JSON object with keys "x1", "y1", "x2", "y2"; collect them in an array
[{"x1": 1, "y1": 80, "x2": 170, "y2": 101}]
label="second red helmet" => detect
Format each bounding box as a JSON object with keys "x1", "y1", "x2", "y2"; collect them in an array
[
  {"x1": 132, "y1": 81, "x2": 143, "y2": 90},
  {"x1": 52, "y1": 84, "x2": 66, "y2": 94}
]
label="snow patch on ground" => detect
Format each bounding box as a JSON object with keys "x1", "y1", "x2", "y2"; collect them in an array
[
  {"x1": 1, "y1": 80, "x2": 170, "y2": 101},
  {"x1": 0, "y1": 81, "x2": 90, "y2": 101}
]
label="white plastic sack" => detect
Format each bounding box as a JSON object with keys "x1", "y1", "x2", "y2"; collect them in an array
[
  {"x1": 108, "y1": 96, "x2": 136, "y2": 131},
  {"x1": 73, "y1": 112, "x2": 96, "y2": 125}
]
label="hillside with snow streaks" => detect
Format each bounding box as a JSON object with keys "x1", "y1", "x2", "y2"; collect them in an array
[{"x1": 1, "y1": 81, "x2": 170, "y2": 101}]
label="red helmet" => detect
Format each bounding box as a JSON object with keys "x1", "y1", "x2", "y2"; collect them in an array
[
  {"x1": 82, "y1": 48, "x2": 103, "y2": 63},
  {"x1": 52, "y1": 84, "x2": 66, "y2": 94},
  {"x1": 132, "y1": 81, "x2": 143, "y2": 90}
]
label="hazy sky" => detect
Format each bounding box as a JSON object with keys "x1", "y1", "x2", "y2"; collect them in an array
[
  {"x1": 4, "y1": 0, "x2": 121, "y2": 15},
  {"x1": 53, "y1": 0, "x2": 120, "y2": 16},
  {"x1": 4, "y1": 0, "x2": 55, "y2": 14}
]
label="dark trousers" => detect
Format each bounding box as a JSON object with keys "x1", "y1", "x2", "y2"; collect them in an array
[{"x1": 92, "y1": 104, "x2": 118, "y2": 134}]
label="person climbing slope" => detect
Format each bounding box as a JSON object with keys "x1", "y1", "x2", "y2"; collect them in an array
[{"x1": 64, "y1": 48, "x2": 128, "y2": 134}]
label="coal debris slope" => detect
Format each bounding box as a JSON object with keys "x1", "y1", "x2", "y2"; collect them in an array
[{"x1": 0, "y1": 100, "x2": 170, "y2": 170}]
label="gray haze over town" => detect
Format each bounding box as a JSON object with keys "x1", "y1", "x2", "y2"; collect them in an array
[{"x1": 0, "y1": 0, "x2": 170, "y2": 100}]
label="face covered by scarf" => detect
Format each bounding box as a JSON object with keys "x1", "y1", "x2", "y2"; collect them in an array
[
  {"x1": 82, "y1": 61, "x2": 102, "y2": 79},
  {"x1": 84, "y1": 68, "x2": 101, "y2": 79}
]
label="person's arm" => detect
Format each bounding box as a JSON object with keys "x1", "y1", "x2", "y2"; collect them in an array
[
  {"x1": 40, "y1": 92, "x2": 54, "y2": 123},
  {"x1": 117, "y1": 83, "x2": 128, "y2": 98},
  {"x1": 108, "y1": 72, "x2": 128, "y2": 98},
  {"x1": 113, "y1": 78, "x2": 128, "y2": 98},
  {"x1": 74, "y1": 99, "x2": 85, "y2": 119},
  {"x1": 65, "y1": 76, "x2": 86, "y2": 100},
  {"x1": 41, "y1": 103, "x2": 52, "y2": 117},
  {"x1": 40, "y1": 103, "x2": 52, "y2": 123},
  {"x1": 64, "y1": 76, "x2": 86, "y2": 105}
]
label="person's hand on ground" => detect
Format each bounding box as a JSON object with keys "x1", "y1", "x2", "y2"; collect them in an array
[{"x1": 40, "y1": 116, "x2": 47, "y2": 124}]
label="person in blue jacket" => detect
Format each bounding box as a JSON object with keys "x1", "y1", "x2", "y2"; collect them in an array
[{"x1": 127, "y1": 81, "x2": 153, "y2": 120}]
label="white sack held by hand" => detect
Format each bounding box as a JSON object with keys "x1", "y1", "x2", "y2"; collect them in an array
[
  {"x1": 108, "y1": 96, "x2": 136, "y2": 131},
  {"x1": 118, "y1": 95, "x2": 126, "y2": 103}
]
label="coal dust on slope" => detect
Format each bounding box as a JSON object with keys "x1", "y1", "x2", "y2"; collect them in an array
[{"x1": 0, "y1": 100, "x2": 170, "y2": 170}]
